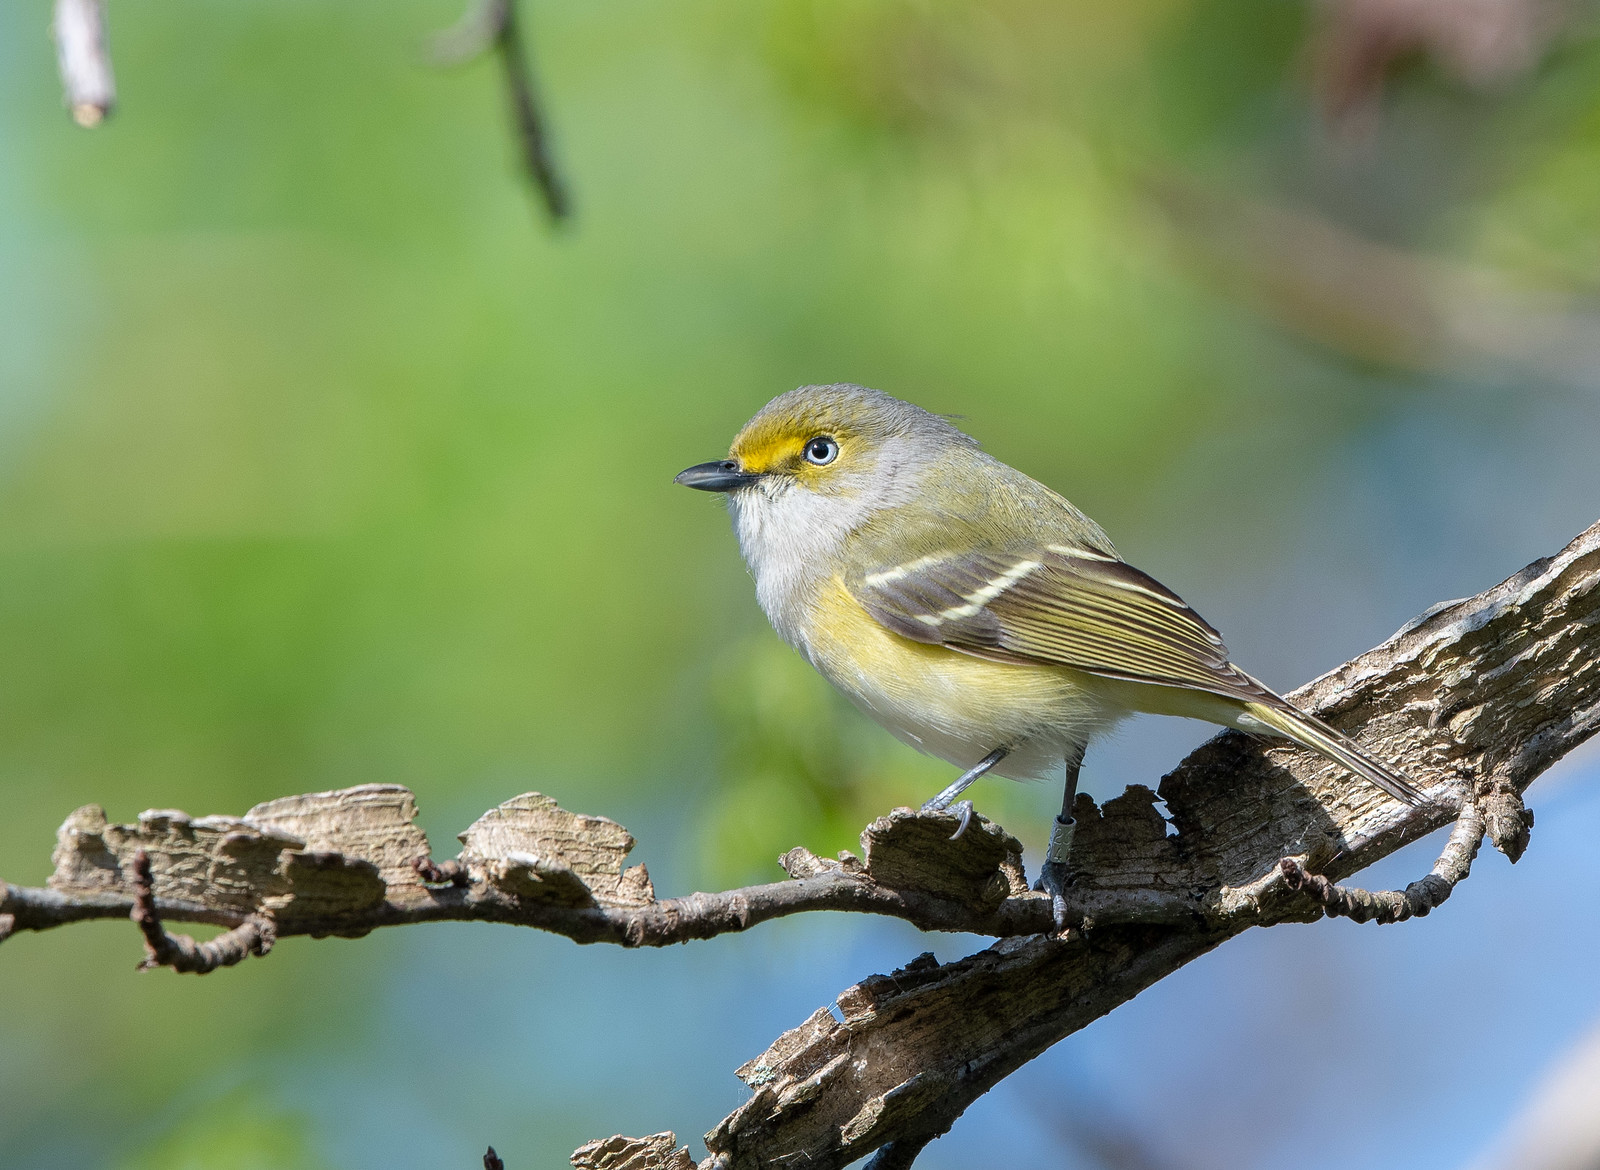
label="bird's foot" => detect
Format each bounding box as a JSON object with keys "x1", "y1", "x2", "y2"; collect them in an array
[
  {"x1": 1033, "y1": 815, "x2": 1077, "y2": 932},
  {"x1": 1035, "y1": 862, "x2": 1070, "y2": 932},
  {"x1": 918, "y1": 794, "x2": 976, "y2": 840},
  {"x1": 947, "y1": 800, "x2": 974, "y2": 840}
]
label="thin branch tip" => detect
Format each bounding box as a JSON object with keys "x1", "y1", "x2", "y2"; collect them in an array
[
  {"x1": 497, "y1": 0, "x2": 571, "y2": 222},
  {"x1": 1280, "y1": 798, "x2": 1486, "y2": 924},
  {"x1": 1480, "y1": 777, "x2": 1534, "y2": 862},
  {"x1": 413, "y1": 856, "x2": 469, "y2": 887},
  {"x1": 429, "y1": 0, "x2": 571, "y2": 221}
]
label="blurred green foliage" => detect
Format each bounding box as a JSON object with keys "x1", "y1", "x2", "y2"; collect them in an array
[
  {"x1": 118, "y1": 1092, "x2": 332, "y2": 1170},
  {"x1": 1, "y1": 0, "x2": 1598, "y2": 1165}
]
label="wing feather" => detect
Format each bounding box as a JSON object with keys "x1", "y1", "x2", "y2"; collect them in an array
[
  {"x1": 850, "y1": 547, "x2": 1267, "y2": 702},
  {"x1": 848, "y1": 543, "x2": 1426, "y2": 806}
]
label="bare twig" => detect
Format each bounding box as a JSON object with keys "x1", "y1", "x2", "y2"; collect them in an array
[
  {"x1": 413, "y1": 855, "x2": 469, "y2": 887},
  {"x1": 129, "y1": 850, "x2": 275, "y2": 974},
  {"x1": 1280, "y1": 798, "x2": 1485, "y2": 923},
  {"x1": 431, "y1": 0, "x2": 570, "y2": 222},
  {"x1": 497, "y1": 0, "x2": 570, "y2": 221},
  {"x1": 53, "y1": 0, "x2": 115, "y2": 127},
  {"x1": 48, "y1": 0, "x2": 572, "y2": 218}
]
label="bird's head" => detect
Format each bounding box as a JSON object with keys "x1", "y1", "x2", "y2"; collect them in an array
[
  {"x1": 674, "y1": 383, "x2": 975, "y2": 509},
  {"x1": 676, "y1": 383, "x2": 980, "y2": 614}
]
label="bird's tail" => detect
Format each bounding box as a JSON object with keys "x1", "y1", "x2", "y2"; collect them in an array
[{"x1": 1240, "y1": 696, "x2": 1425, "y2": 807}]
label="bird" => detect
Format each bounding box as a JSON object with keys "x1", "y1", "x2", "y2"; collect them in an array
[{"x1": 675, "y1": 383, "x2": 1424, "y2": 924}]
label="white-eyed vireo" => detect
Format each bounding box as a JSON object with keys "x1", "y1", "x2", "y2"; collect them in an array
[{"x1": 676, "y1": 384, "x2": 1423, "y2": 921}]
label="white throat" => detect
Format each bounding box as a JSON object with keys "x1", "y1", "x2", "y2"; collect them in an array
[
  {"x1": 725, "y1": 437, "x2": 935, "y2": 655},
  {"x1": 728, "y1": 477, "x2": 873, "y2": 654}
]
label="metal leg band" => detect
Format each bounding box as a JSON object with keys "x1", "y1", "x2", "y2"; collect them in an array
[{"x1": 1045, "y1": 815, "x2": 1076, "y2": 866}]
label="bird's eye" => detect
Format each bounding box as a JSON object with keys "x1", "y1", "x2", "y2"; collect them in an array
[{"x1": 803, "y1": 436, "x2": 839, "y2": 466}]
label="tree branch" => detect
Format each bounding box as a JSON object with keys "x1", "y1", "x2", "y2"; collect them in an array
[
  {"x1": 3, "y1": 520, "x2": 1597, "y2": 1168},
  {"x1": 1, "y1": 788, "x2": 1181, "y2": 956}
]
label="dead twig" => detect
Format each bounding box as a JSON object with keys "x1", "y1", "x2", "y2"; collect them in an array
[
  {"x1": 430, "y1": 0, "x2": 571, "y2": 222},
  {"x1": 413, "y1": 855, "x2": 470, "y2": 886},
  {"x1": 1280, "y1": 797, "x2": 1485, "y2": 923},
  {"x1": 53, "y1": 0, "x2": 115, "y2": 127},
  {"x1": 129, "y1": 850, "x2": 275, "y2": 974}
]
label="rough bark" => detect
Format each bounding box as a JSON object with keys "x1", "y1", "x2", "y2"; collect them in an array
[{"x1": 2, "y1": 520, "x2": 1597, "y2": 1170}]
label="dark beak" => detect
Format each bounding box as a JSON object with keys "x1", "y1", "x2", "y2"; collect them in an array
[{"x1": 674, "y1": 460, "x2": 760, "y2": 493}]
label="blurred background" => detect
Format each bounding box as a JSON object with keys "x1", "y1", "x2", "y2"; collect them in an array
[{"x1": 3, "y1": 0, "x2": 1600, "y2": 1166}]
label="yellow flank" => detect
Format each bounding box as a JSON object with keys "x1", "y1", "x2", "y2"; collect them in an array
[{"x1": 802, "y1": 576, "x2": 1110, "y2": 778}]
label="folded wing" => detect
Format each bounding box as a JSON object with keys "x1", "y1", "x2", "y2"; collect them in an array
[
  {"x1": 849, "y1": 542, "x2": 1425, "y2": 806},
  {"x1": 850, "y1": 543, "x2": 1268, "y2": 702}
]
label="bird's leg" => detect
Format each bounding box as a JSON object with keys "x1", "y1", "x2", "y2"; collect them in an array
[
  {"x1": 922, "y1": 746, "x2": 1008, "y2": 840},
  {"x1": 1035, "y1": 745, "x2": 1084, "y2": 931}
]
